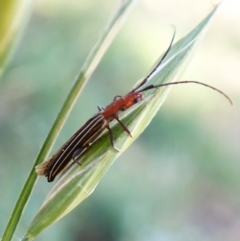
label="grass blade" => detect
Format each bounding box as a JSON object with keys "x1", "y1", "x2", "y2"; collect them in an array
[
  {"x1": 24, "y1": 4, "x2": 220, "y2": 239},
  {"x1": 0, "y1": 0, "x2": 34, "y2": 75}
]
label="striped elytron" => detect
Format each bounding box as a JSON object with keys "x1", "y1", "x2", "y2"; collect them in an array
[{"x1": 36, "y1": 32, "x2": 232, "y2": 182}]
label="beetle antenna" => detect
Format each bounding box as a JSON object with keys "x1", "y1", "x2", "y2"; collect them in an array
[
  {"x1": 131, "y1": 26, "x2": 176, "y2": 92},
  {"x1": 140, "y1": 80, "x2": 233, "y2": 105}
]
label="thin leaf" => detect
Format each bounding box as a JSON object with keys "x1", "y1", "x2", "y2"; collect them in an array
[
  {"x1": 24, "y1": 5, "x2": 220, "y2": 239},
  {"x1": 1, "y1": 1, "x2": 138, "y2": 241},
  {"x1": 0, "y1": 0, "x2": 34, "y2": 75}
]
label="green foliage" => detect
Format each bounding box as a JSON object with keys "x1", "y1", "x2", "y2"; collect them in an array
[{"x1": 1, "y1": 1, "x2": 236, "y2": 241}]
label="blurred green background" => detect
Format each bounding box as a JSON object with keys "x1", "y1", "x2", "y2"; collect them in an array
[{"x1": 1, "y1": 0, "x2": 240, "y2": 240}]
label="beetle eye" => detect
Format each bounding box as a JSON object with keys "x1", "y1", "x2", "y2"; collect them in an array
[
  {"x1": 134, "y1": 93, "x2": 143, "y2": 103},
  {"x1": 134, "y1": 98, "x2": 140, "y2": 103}
]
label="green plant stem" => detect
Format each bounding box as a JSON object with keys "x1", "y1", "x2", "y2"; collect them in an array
[
  {"x1": 1, "y1": 1, "x2": 137, "y2": 241},
  {"x1": 0, "y1": 0, "x2": 34, "y2": 75}
]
